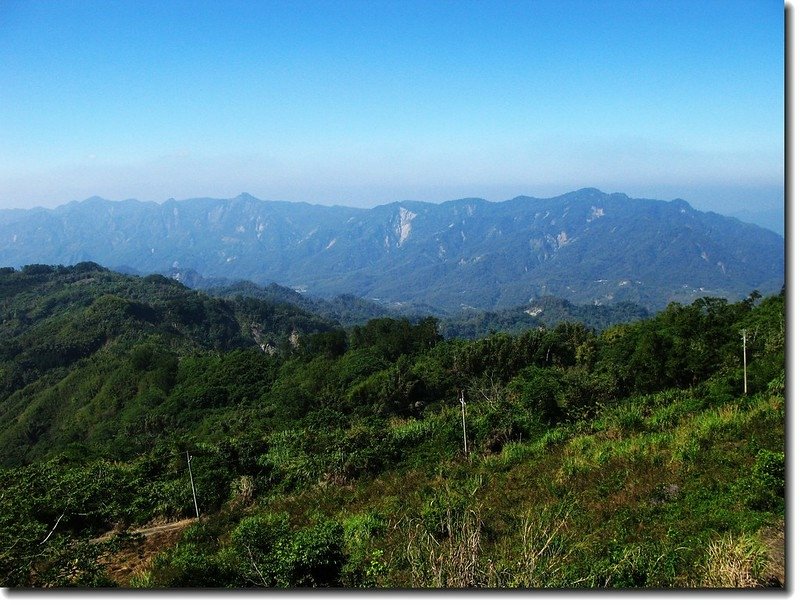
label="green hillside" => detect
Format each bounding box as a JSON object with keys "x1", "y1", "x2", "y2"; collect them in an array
[
  {"x1": 0, "y1": 263, "x2": 336, "y2": 464},
  {"x1": 0, "y1": 266, "x2": 784, "y2": 588}
]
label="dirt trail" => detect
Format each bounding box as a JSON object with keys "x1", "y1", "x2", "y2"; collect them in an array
[
  {"x1": 94, "y1": 518, "x2": 198, "y2": 585},
  {"x1": 761, "y1": 521, "x2": 785, "y2": 587},
  {"x1": 91, "y1": 517, "x2": 197, "y2": 543},
  {"x1": 135, "y1": 518, "x2": 196, "y2": 536}
]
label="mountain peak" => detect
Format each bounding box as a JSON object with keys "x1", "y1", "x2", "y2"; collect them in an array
[
  {"x1": 70, "y1": 196, "x2": 113, "y2": 207},
  {"x1": 574, "y1": 187, "x2": 605, "y2": 195},
  {"x1": 234, "y1": 192, "x2": 259, "y2": 202}
]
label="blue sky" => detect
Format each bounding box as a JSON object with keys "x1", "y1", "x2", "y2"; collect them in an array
[{"x1": 0, "y1": 0, "x2": 785, "y2": 218}]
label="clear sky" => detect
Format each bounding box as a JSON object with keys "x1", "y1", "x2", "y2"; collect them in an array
[{"x1": 0, "y1": 0, "x2": 785, "y2": 216}]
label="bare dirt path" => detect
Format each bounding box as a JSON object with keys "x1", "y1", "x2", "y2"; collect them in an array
[
  {"x1": 93, "y1": 518, "x2": 198, "y2": 585},
  {"x1": 91, "y1": 517, "x2": 197, "y2": 543},
  {"x1": 129, "y1": 517, "x2": 197, "y2": 538}
]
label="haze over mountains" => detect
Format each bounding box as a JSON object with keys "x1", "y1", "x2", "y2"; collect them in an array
[{"x1": 0, "y1": 188, "x2": 783, "y2": 312}]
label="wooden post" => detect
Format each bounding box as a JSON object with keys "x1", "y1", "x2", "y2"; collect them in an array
[{"x1": 187, "y1": 451, "x2": 200, "y2": 519}]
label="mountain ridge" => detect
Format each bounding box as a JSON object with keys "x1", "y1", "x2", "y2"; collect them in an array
[{"x1": 0, "y1": 189, "x2": 784, "y2": 312}]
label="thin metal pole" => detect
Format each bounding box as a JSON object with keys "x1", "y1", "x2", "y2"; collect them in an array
[
  {"x1": 187, "y1": 450, "x2": 200, "y2": 519},
  {"x1": 460, "y1": 391, "x2": 468, "y2": 455},
  {"x1": 742, "y1": 329, "x2": 747, "y2": 395}
]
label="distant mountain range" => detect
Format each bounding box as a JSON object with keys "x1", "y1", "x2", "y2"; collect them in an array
[{"x1": 0, "y1": 189, "x2": 784, "y2": 311}]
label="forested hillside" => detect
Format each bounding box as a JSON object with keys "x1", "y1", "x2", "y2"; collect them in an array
[
  {"x1": 439, "y1": 296, "x2": 651, "y2": 338},
  {"x1": 175, "y1": 271, "x2": 652, "y2": 334},
  {"x1": 0, "y1": 263, "x2": 335, "y2": 464},
  {"x1": 0, "y1": 265, "x2": 784, "y2": 588}
]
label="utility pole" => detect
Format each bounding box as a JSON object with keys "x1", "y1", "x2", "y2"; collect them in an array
[
  {"x1": 741, "y1": 329, "x2": 747, "y2": 395},
  {"x1": 460, "y1": 390, "x2": 468, "y2": 455},
  {"x1": 187, "y1": 450, "x2": 200, "y2": 519}
]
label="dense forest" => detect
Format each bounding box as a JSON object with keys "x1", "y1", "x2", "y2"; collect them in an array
[{"x1": 0, "y1": 264, "x2": 785, "y2": 588}]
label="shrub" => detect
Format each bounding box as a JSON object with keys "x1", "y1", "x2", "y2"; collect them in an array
[
  {"x1": 744, "y1": 449, "x2": 785, "y2": 512},
  {"x1": 228, "y1": 513, "x2": 293, "y2": 587},
  {"x1": 151, "y1": 541, "x2": 226, "y2": 587},
  {"x1": 288, "y1": 518, "x2": 346, "y2": 587},
  {"x1": 767, "y1": 370, "x2": 785, "y2": 396},
  {"x1": 342, "y1": 512, "x2": 386, "y2": 587},
  {"x1": 226, "y1": 513, "x2": 346, "y2": 588}
]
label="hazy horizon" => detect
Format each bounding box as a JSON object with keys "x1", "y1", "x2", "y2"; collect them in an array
[{"x1": 0, "y1": 0, "x2": 785, "y2": 221}]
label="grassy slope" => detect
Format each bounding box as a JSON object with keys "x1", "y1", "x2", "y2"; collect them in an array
[{"x1": 128, "y1": 387, "x2": 783, "y2": 589}]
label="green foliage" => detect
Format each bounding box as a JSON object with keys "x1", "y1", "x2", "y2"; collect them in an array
[
  {"x1": 341, "y1": 513, "x2": 387, "y2": 587},
  {"x1": 441, "y1": 296, "x2": 650, "y2": 339},
  {"x1": 150, "y1": 513, "x2": 346, "y2": 588},
  {"x1": 0, "y1": 268, "x2": 785, "y2": 588},
  {"x1": 742, "y1": 450, "x2": 785, "y2": 512},
  {"x1": 228, "y1": 513, "x2": 294, "y2": 587},
  {"x1": 350, "y1": 316, "x2": 442, "y2": 361},
  {"x1": 508, "y1": 366, "x2": 561, "y2": 422},
  {"x1": 288, "y1": 518, "x2": 346, "y2": 587}
]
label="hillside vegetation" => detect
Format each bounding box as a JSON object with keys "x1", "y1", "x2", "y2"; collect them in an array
[
  {"x1": 186, "y1": 272, "x2": 652, "y2": 335},
  {"x1": 0, "y1": 265, "x2": 784, "y2": 588}
]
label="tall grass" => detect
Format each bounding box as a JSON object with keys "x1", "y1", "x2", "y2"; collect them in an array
[
  {"x1": 403, "y1": 501, "x2": 579, "y2": 588},
  {"x1": 487, "y1": 502, "x2": 577, "y2": 588},
  {"x1": 699, "y1": 533, "x2": 768, "y2": 588},
  {"x1": 485, "y1": 426, "x2": 570, "y2": 469},
  {"x1": 388, "y1": 416, "x2": 437, "y2": 443},
  {"x1": 404, "y1": 507, "x2": 483, "y2": 588},
  {"x1": 672, "y1": 395, "x2": 784, "y2": 465}
]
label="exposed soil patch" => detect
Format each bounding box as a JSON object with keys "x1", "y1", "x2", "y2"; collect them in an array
[
  {"x1": 95, "y1": 518, "x2": 197, "y2": 586},
  {"x1": 760, "y1": 520, "x2": 785, "y2": 587}
]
